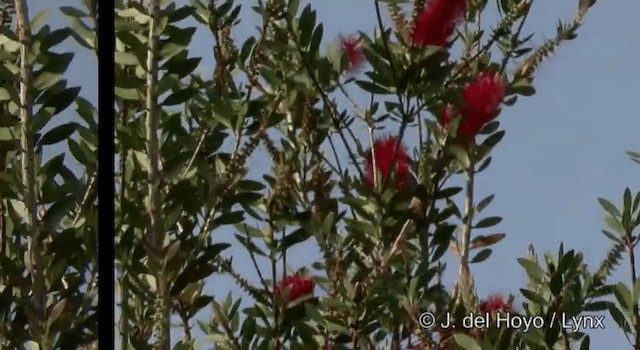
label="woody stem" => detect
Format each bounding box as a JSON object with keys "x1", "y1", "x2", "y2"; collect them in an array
[{"x1": 457, "y1": 162, "x2": 475, "y2": 297}]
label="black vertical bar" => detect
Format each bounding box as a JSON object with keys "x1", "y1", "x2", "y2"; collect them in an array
[{"x1": 97, "y1": 0, "x2": 115, "y2": 349}]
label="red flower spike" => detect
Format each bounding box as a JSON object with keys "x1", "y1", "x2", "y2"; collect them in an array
[
  {"x1": 411, "y1": 0, "x2": 467, "y2": 47},
  {"x1": 479, "y1": 294, "x2": 512, "y2": 314},
  {"x1": 275, "y1": 274, "x2": 315, "y2": 302},
  {"x1": 440, "y1": 70, "x2": 506, "y2": 137},
  {"x1": 364, "y1": 136, "x2": 411, "y2": 191},
  {"x1": 339, "y1": 35, "x2": 365, "y2": 73}
]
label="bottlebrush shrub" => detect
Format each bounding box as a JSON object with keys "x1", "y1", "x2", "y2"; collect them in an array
[{"x1": 111, "y1": 1, "x2": 640, "y2": 350}]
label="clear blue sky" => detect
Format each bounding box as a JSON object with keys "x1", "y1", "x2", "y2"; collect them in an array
[{"x1": 35, "y1": 0, "x2": 640, "y2": 348}]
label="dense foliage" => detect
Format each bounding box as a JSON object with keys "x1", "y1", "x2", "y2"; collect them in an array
[
  {"x1": 0, "y1": 0, "x2": 98, "y2": 349},
  {"x1": 4, "y1": 0, "x2": 640, "y2": 350}
]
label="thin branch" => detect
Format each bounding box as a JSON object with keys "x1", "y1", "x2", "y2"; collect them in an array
[{"x1": 72, "y1": 172, "x2": 97, "y2": 225}]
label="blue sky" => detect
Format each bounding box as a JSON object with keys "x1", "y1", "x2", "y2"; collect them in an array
[{"x1": 34, "y1": 0, "x2": 640, "y2": 348}]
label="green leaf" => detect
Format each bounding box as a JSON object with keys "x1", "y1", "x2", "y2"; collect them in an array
[
  {"x1": 298, "y1": 5, "x2": 316, "y2": 49},
  {"x1": 114, "y1": 51, "x2": 140, "y2": 66},
  {"x1": 42, "y1": 194, "x2": 76, "y2": 231},
  {"x1": 580, "y1": 335, "x2": 590, "y2": 350},
  {"x1": 613, "y1": 282, "x2": 633, "y2": 312},
  {"x1": 40, "y1": 86, "x2": 81, "y2": 118},
  {"x1": 0, "y1": 87, "x2": 15, "y2": 102},
  {"x1": 549, "y1": 273, "x2": 563, "y2": 296},
  {"x1": 237, "y1": 180, "x2": 266, "y2": 192},
  {"x1": 162, "y1": 56, "x2": 201, "y2": 78},
  {"x1": 355, "y1": 80, "x2": 392, "y2": 94},
  {"x1": 605, "y1": 215, "x2": 626, "y2": 235},
  {"x1": 475, "y1": 194, "x2": 495, "y2": 214},
  {"x1": 436, "y1": 186, "x2": 462, "y2": 199},
  {"x1": 24, "y1": 341, "x2": 40, "y2": 350},
  {"x1": 59, "y1": 6, "x2": 88, "y2": 18},
  {"x1": 601, "y1": 229, "x2": 622, "y2": 243},
  {"x1": 470, "y1": 248, "x2": 492, "y2": 263},
  {"x1": 170, "y1": 262, "x2": 219, "y2": 297},
  {"x1": 520, "y1": 288, "x2": 546, "y2": 305},
  {"x1": 518, "y1": 258, "x2": 544, "y2": 282},
  {"x1": 480, "y1": 130, "x2": 505, "y2": 149},
  {"x1": 608, "y1": 302, "x2": 631, "y2": 333},
  {"x1": 324, "y1": 316, "x2": 350, "y2": 334},
  {"x1": 37, "y1": 122, "x2": 79, "y2": 147},
  {"x1": 31, "y1": 10, "x2": 49, "y2": 31},
  {"x1": 449, "y1": 144, "x2": 470, "y2": 168},
  {"x1": 46, "y1": 299, "x2": 67, "y2": 329},
  {"x1": 633, "y1": 192, "x2": 640, "y2": 213},
  {"x1": 474, "y1": 216, "x2": 502, "y2": 229},
  {"x1": 168, "y1": 5, "x2": 195, "y2": 23},
  {"x1": 33, "y1": 71, "x2": 62, "y2": 90},
  {"x1": 115, "y1": 76, "x2": 143, "y2": 101},
  {"x1": 119, "y1": 7, "x2": 151, "y2": 24},
  {"x1": 623, "y1": 188, "x2": 632, "y2": 230},
  {"x1": 68, "y1": 138, "x2": 96, "y2": 168},
  {"x1": 598, "y1": 197, "x2": 621, "y2": 218},
  {"x1": 68, "y1": 17, "x2": 96, "y2": 50},
  {"x1": 310, "y1": 24, "x2": 323, "y2": 54},
  {"x1": 279, "y1": 228, "x2": 312, "y2": 252},
  {"x1": 454, "y1": 334, "x2": 482, "y2": 350},
  {"x1": 159, "y1": 27, "x2": 196, "y2": 59},
  {"x1": 41, "y1": 28, "x2": 72, "y2": 51},
  {"x1": 212, "y1": 211, "x2": 245, "y2": 226},
  {"x1": 161, "y1": 87, "x2": 196, "y2": 106}
]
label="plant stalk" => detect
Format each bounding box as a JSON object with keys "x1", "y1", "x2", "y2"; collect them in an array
[
  {"x1": 457, "y1": 163, "x2": 475, "y2": 302},
  {"x1": 145, "y1": 0, "x2": 169, "y2": 348},
  {"x1": 627, "y1": 235, "x2": 640, "y2": 348},
  {"x1": 15, "y1": 0, "x2": 47, "y2": 347}
]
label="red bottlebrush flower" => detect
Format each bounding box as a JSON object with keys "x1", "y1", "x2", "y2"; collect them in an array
[
  {"x1": 275, "y1": 274, "x2": 315, "y2": 302},
  {"x1": 411, "y1": 0, "x2": 467, "y2": 47},
  {"x1": 364, "y1": 135, "x2": 411, "y2": 191},
  {"x1": 479, "y1": 294, "x2": 512, "y2": 314},
  {"x1": 440, "y1": 70, "x2": 506, "y2": 137},
  {"x1": 339, "y1": 35, "x2": 365, "y2": 73}
]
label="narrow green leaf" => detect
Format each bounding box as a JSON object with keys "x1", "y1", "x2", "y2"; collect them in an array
[
  {"x1": 37, "y1": 122, "x2": 79, "y2": 147},
  {"x1": 607, "y1": 302, "x2": 631, "y2": 333},
  {"x1": 605, "y1": 216, "x2": 626, "y2": 235},
  {"x1": 59, "y1": 6, "x2": 88, "y2": 18},
  {"x1": 161, "y1": 87, "x2": 196, "y2": 106},
  {"x1": 42, "y1": 194, "x2": 76, "y2": 231},
  {"x1": 279, "y1": 228, "x2": 312, "y2": 252},
  {"x1": 46, "y1": 299, "x2": 67, "y2": 329},
  {"x1": 454, "y1": 334, "x2": 482, "y2": 350},
  {"x1": 474, "y1": 216, "x2": 502, "y2": 229},
  {"x1": 475, "y1": 194, "x2": 495, "y2": 214},
  {"x1": 310, "y1": 24, "x2": 323, "y2": 54},
  {"x1": 355, "y1": 80, "x2": 392, "y2": 94},
  {"x1": 470, "y1": 248, "x2": 492, "y2": 263},
  {"x1": 518, "y1": 258, "x2": 544, "y2": 282},
  {"x1": 520, "y1": 288, "x2": 546, "y2": 305},
  {"x1": 598, "y1": 197, "x2": 621, "y2": 218}
]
